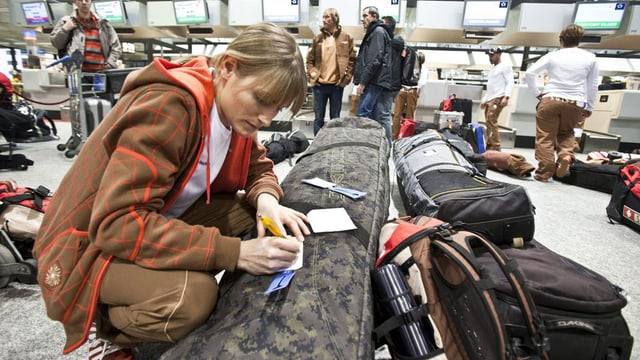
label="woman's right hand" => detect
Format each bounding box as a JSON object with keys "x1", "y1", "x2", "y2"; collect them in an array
[{"x1": 236, "y1": 236, "x2": 302, "y2": 275}]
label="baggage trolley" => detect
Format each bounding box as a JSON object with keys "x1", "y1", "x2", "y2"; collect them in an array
[{"x1": 47, "y1": 50, "x2": 106, "y2": 158}]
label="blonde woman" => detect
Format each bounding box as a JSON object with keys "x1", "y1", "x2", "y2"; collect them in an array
[{"x1": 34, "y1": 22, "x2": 310, "y2": 360}]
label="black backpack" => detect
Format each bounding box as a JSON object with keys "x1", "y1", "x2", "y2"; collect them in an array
[
  {"x1": 401, "y1": 46, "x2": 421, "y2": 86},
  {"x1": 262, "y1": 133, "x2": 297, "y2": 165}
]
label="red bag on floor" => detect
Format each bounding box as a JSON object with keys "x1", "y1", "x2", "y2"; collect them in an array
[{"x1": 398, "y1": 118, "x2": 416, "y2": 139}]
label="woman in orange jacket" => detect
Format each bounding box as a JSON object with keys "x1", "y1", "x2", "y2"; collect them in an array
[{"x1": 34, "y1": 22, "x2": 310, "y2": 359}]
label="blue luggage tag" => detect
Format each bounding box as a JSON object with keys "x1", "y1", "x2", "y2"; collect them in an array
[
  {"x1": 265, "y1": 270, "x2": 295, "y2": 294},
  {"x1": 302, "y1": 178, "x2": 367, "y2": 200}
]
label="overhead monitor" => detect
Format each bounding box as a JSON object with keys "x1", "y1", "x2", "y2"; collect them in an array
[
  {"x1": 572, "y1": 2, "x2": 627, "y2": 31},
  {"x1": 173, "y1": 0, "x2": 210, "y2": 25},
  {"x1": 21, "y1": 1, "x2": 54, "y2": 26},
  {"x1": 262, "y1": 0, "x2": 300, "y2": 23},
  {"x1": 92, "y1": 0, "x2": 128, "y2": 25},
  {"x1": 359, "y1": 0, "x2": 401, "y2": 22},
  {"x1": 462, "y1": 0, "x2": 510, "y2": 29}
]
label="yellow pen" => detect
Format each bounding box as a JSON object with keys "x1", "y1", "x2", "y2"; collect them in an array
[{"x1": 259, "y1": 215, "x2": 285, "y2": 238}]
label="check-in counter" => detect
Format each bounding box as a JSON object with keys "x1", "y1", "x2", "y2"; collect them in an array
[
  {"x1": 507, "y1": 85, "x2": 538, "y2": 147},
  {"x1": 21, "y1": 69, "x2": 70, "y2": 114},
  {"x1": 587, "y1": 90, "x2": 640, "y2": 150}
]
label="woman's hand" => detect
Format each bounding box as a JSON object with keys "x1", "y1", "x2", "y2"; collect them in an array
[
  {"x1": 255, "y1": 193, "x2": 310, "y2": 242},
  {"x1": 237, "y1": 236, "x2": 302, "y2": 275}
]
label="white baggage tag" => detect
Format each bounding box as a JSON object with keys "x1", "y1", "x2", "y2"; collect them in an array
[{"x1": 301, "y1": 177, "x2": 367, "y2": 200}]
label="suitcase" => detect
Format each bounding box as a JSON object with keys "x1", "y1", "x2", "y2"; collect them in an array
[
  {"x1": 393, "y1": 130, "x2": 535, "y2": 246},
  {"x1": 477, "y1": 240, "x2": 634, "y2": 360},
  {"x1": 83, "y1": 97, "x2": 111, "y2": 139},
  {"x1": 450, "y1": 98, "x2": 473, "y2": 125},
  {"x1": 433, "y1": 110, "x2": 464, "y2": 129},
  {"x1": 554, "y1": 159, "x2": 621, "y2": 194},
  {"x1": 161, "y1": 117, "x2": 391, "y2": 359}
]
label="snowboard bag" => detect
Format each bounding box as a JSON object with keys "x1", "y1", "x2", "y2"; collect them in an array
[
  {"x1": 477, "y1": 240, "x2": 633, "y2": 360},
  {"x1": 161, "y1": 117, "x2": 391, "y2": 359},
  {"x1": 393, "y1": 130, "x2": 535, "y2": 246}
]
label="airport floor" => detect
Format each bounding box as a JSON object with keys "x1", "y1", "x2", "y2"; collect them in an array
[{"x1": 0, "y1": 120, "x2": 638, "y2": 359}]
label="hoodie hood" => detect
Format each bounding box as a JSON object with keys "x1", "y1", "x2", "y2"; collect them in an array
[{"x1": 120, "y1": 57, "x2": 214, "y2": 121}]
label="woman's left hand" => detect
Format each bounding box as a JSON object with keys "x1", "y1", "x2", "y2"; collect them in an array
[{"x1": 256, "y1": 194, "x2": 310, "y2": 241}]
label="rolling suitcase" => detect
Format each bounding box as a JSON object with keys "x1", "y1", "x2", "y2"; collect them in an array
[
  {"x1": 393, "y1": 130, "x2": 535, "y2": 246},
  {"x1": 478, "y1": 240, "x2": 634, "y2": 360},
  {"x1": 83, "y1": 97, "x2": 111, "y2": 138},
  {"x1": 450, "y1": 98, "x2": 473, "y2": 125},
  {"x1": 161, "y1": 117, "x2": 391, "y2": 359}
]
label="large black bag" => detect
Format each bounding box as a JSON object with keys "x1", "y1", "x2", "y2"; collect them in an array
[
  {"x1": 450, "y1": 98, "x2": 473, "y2": 125},
  {"x1": 394, "y1": 130, "x2": 535, "y2": 246},
  {"x1": 555, "y1": 159, "x2": 621, "y2": 194},
  {"x1": 161, "y1": 117, "x2": 391, "y2": 359},
  {"x1": 478, "y1": 240, "x2": 634, "y2": 360}
]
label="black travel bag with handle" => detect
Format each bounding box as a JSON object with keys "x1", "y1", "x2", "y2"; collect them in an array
[
  {"x1": 478, "y1": 239, "x2": 633, "y2": 360},
  {"x1": 393, "y1": 130, "x2": 535, "y2": 247}
]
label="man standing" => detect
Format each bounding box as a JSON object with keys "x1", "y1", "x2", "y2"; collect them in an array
[
  {"x1": 376, "y1": 15, "x2": 403, "y2": 143},
  {"x1": 354, "y1": 6, "x2": 390, "y2": 134},
  {"x1": 307, "y1": 8, "x2": 356, "y2": 136},
  {"x1": 525, "y1": 24, "x2": 599, "y2": 181},
  {"x1": 392, "y1": 51, "x2": 425, "y2": 139},
  {"x1": 480, "y1": 48, "x2": 513, "y2": 151},
  {"x1": 50, "y1": 0, "x2": 122, "y2": 72}
]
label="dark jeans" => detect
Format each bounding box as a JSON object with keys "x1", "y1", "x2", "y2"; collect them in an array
[
  {"x1": 313, "y1": 84, "x2": 344, "y2": 135},
  {"x1": 356, "y1": 84, "x2": 384, "y2": 121}
]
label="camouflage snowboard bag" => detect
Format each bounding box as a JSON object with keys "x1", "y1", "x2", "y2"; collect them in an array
[{"x1": 161, "y1": 117, "x2": 391, "y2": 359}]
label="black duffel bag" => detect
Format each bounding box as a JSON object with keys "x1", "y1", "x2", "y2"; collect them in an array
[{"x1": 477, "y1": 240, "x2": 634, "y2": 360}]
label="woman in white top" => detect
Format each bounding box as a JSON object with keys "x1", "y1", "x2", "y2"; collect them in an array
[{"x1": 525, "y1": 24, "x2": 599, "y2": 182}]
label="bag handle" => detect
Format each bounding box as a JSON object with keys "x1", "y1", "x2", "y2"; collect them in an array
[{"x1": 434, "y1": 231, "x2": 550, "y2": 359}]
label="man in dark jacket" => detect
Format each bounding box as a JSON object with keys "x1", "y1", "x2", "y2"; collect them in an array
[
  {"x1": 354, "y1": 6, "x2": 390, "y2": 129},
  {"x1": 375, "y1": 15, "x2": 404, "y2": 142}
]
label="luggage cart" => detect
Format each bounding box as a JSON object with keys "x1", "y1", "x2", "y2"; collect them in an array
[{"x1": 47, "y1": 50, "x2": 106, "y2": 158}]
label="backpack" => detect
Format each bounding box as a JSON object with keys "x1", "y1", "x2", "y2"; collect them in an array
[
  {"x1": 372, "y1": 216, "x2": 549, "y2": 360},
  {"x1": 262, "y1": 129, "x2": 310, "y2": 166},
  {"x1": 606, "y1": 159, "x2": 640, "y2": 232},
  {"x1": 0, "y1": 180, "x2": 51, "y2": 259},
  {"x1": 401, "y1": 46, "x2": 421, "y2": 87},
  {"x1": 12, "y1": 101, "x2": 58, "y2": 142}
]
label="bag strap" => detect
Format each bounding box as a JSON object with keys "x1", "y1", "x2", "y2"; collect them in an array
[
  {"x1": 0, "y1": 185, "x2": 50, "y2": 212},
  {"x1": 433, "y1": 231, "x2": 550, "y2": 359}
]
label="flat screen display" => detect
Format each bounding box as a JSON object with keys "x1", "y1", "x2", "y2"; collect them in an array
[
  {"x1": 173, "y1": 0, "x2": 209, "y2": 24},
  {"x1": 93, "y1": 0, "x2": 127, "y2": 24},
  {"x1": 262, "y1": 0, "x2": 300, "y2": 23},
  {"x1": 359, "y1": 0, "x2": 401, "y2": 22},
  {"x1": 572, "y1": 2, "x2": 627, "y2": 31},
  {"x1": 462, "y1": 0, "x2": 510, "y2": 28},
  {"x1": 21, "y1": 1, "x2": 53, "y2": 26}
]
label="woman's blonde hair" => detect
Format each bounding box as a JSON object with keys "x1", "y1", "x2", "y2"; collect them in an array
[{"x1": 212, "y1": 22, "x2": 307, "y2": 115}]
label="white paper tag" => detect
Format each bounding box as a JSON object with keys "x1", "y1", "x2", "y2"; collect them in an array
[
  {"x1": 307, "y1": 208, "x2": 357, "y2": 233},
  {"x1": 302, "y1": 177, "x2": 336, "y2": 189}
]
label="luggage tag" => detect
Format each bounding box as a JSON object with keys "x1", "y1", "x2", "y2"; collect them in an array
[
  {"x1": 302, "y1": 177, "x2": 367, "y2": 200},
  {"x1": 261, "y1": 215, "x2": 303, "y2": 294}
]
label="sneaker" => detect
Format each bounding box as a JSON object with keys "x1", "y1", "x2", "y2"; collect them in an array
[
  {"x1": 88, "y1": 324, "x2": 134, "y2": 360},
  {"x1": 556, "y1": 156, "x2": 572, "y2": 178}
]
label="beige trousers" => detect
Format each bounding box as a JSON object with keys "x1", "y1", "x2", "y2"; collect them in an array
[
  {"x1": 534, "y1": 98, "x2": 582, "y2": 180},
  {"x1": 392, "y1": 88, "x2": 419, "y2": 139},
  {"x1": 483, "y1": 97, "x2": 506, "y2": 151},
  {"x1": 97, "y1": 192, "x2": 255, "y2": 347}
]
